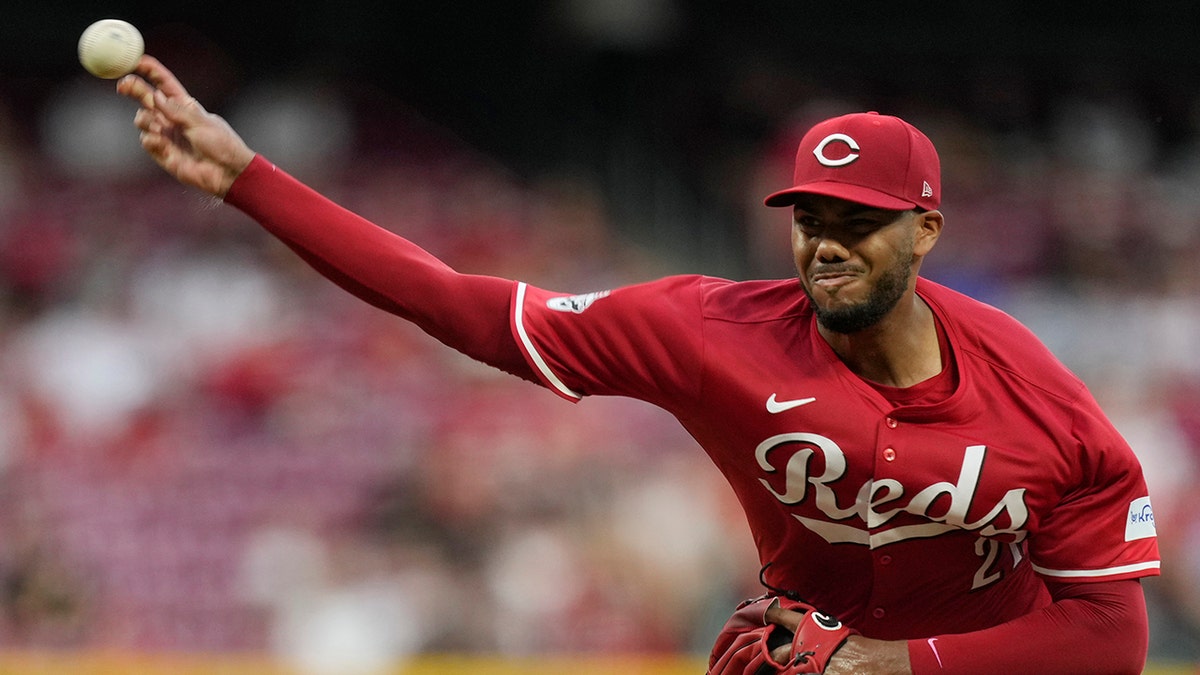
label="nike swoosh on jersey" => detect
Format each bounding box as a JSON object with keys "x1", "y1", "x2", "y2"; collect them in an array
[
  {"x1": 766, "y1": 393, "x2": 817, "y2": 413},
  {"x1": 927, "y1": 637, "x2": 944, "y2": 668}
]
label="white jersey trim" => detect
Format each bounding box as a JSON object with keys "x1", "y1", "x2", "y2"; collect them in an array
[
  {"x1": 1032, "y1": 560, "x2": 1160, "y2": 579},
  {"x1": 514, "y1": 282, "x2": 583, "y2": 401}
]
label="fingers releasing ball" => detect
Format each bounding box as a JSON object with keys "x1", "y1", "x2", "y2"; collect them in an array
[{"x1": 78, "y1": 19, "x2": 144, "y2": 79}]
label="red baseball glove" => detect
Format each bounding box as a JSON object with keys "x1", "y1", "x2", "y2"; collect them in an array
[{"x1": 707, "y1": 595, "x2": 857, "y2": 675}]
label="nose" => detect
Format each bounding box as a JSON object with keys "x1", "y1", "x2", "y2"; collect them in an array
[{"x1": 814, "y1": 234, "x2": 851, "y2": 263}]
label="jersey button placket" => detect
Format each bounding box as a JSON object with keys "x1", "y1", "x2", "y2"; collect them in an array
[
  {"x1": 882, "y1": 416, "x2": 899, "y2": 462},
  {"x1": 869, "y1": 549, "x2": 891, "y2": 627},
  {"x1": 870, "y1": 416, "x2": 900, "y2": 632}
]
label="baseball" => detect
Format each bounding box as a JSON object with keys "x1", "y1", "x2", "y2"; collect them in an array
[{"x1": 78, "y1": 19, "x2": 144, "y2": 79}]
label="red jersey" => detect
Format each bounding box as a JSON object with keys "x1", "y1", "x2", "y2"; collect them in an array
[
  {"x1": 225, "y1": 156, "x2": 1158, "y2": 647},
  {"x1": 514, "y1": 275, "x2": 1160, "y2": 640}
]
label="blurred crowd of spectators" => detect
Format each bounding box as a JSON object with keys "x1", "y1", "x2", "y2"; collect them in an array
[{"x1": 0, "y1": 64, "x2": 1195, "y2": 673}]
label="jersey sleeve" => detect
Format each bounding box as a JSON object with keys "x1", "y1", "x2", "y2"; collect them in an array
[
  {"x1": 907, "y1": 579, "x2": 1149, "y2": 675},
  {"x1": 224, "y1": 155, "x2": 533, "y2": 380},
  {"x1": 512, "y1": 275, "x2": 707, "y2": 413},
  {"x1": 1029, "y1": 390, "x2": 1161, "y2": 582}
]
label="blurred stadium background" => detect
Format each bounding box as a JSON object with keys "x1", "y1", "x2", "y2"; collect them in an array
[{"x1": 0, "y1": 1, "x2": 1197, "y2": 673}]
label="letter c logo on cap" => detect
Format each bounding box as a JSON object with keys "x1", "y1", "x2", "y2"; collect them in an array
[{"x1": 813, "y1": 133, "x2": 860, "y2": 167}]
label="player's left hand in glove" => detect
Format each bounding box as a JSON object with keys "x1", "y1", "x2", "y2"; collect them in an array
[{"x1": 707, "y1": 595, "x2": 858, "y2": 675}]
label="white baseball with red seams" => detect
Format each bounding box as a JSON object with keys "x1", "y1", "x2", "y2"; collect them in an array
[{"x1": 78, "y1": 19, "x2": 144, "y2": 79}]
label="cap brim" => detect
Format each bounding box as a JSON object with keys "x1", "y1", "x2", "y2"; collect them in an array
[{"x1": 763, "y1": 181, "x2": 916, "y2": 211}]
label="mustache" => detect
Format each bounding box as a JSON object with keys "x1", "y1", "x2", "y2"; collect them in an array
[{"x1": 809, "y1": 263, "x2": 866, "y2": 279}]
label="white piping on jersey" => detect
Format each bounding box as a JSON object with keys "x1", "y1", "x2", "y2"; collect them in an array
[
  {"x1": 1032, "y1": 560, "x2": 1160, "y2": 578},
  {"x1": 514, "y1": 282, "x2": 583, "y2": 401}
]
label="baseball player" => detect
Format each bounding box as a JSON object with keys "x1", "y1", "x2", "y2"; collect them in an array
[{"x1": 117, "y1": 55, "x2": 1159, "y2": 674}]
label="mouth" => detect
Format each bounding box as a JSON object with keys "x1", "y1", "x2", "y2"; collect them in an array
[{"x1": 810, "y1": 268, "x2": 861, "y2": 290}]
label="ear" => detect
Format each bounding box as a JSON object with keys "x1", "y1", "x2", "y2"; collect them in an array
[{"x1": 912, "y1": 210, "x2": 943, "y2": 257}]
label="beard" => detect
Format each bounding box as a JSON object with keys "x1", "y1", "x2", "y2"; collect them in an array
[{"x1": 802, "y1": 253, "x2": 913, "y2": 334}]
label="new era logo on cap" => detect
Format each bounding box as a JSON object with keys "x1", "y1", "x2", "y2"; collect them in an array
[{"x1": 765, "y1": 112, "x2": 941, "y2": 211}]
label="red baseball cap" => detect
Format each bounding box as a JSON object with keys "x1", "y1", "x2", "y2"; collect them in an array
[{"x1": 764, "y1": 112, "x2": 940, "y2": 211}]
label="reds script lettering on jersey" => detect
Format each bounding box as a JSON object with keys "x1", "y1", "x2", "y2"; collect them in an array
[{"x1": 512, "y1": 275, "x2": 1160, "y2": 640}]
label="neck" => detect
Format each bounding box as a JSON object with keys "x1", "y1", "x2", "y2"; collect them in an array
[{"x1": 818, "y1": 293, "x2": 942, "y2": 388}]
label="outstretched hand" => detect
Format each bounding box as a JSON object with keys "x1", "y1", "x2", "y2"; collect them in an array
[{"x1": 117, "y1": 55, "x2": 255, "y2": 197}]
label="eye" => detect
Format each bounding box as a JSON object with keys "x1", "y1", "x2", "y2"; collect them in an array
[
  {"x1": 795, "y1": 215, "x2": 821, "y2": 236},
  {"x1": 846, "y1": 218, "x2": 882, "y2": 235}
]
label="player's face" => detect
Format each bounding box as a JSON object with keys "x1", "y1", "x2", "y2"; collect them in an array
[{"x1": 790, "y1": 195, "x2": 926, "y2": 333}]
